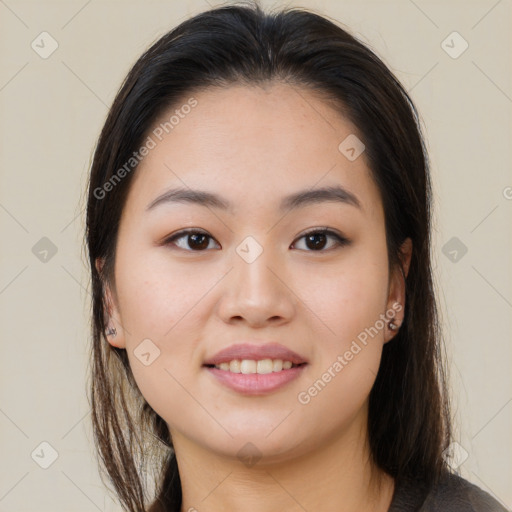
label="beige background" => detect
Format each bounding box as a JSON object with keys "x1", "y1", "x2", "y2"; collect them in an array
[{"x1": 0, "y1": 0, "x2": 511, "y2": 510}]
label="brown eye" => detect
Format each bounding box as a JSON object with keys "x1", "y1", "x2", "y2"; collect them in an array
[
  {"x1": 291, "y1": 229, "x2": 349, "y2": 252},
  {"x1": 163, "y1": 227, "x2": 349, "y2": 253},
  {"x1": 164, "y1": 230, "x2": 220, "y2": 251}
]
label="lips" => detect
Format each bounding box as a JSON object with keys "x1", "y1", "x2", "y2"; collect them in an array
[{"x1": 202, "y1": 342, "x2": 308, "y2": 366}]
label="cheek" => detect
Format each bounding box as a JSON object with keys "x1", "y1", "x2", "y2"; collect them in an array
[
  {"x1": 114, "y1": 248, "x2": 220, "y2": 417},
  {"x1": 292, "y1": 249, "x2": 389, "y2": 346},
  {"x1": 289, "y1": 247, "x2": 389, "y2": 412},
  {"x1": 292, "y1": 268, "x2": 388, "y2": 428},
  {"x1": 115, "y1": 242, "x2": 217, "y2": 340}
]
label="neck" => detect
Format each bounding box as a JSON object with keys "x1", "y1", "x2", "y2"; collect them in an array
[{"x1": 172, "y1": 409, "x2": 395, "y2": 512}]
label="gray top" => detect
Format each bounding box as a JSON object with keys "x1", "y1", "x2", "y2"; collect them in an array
[{"x1": 388, "y1": 471, "x2": 509, "y2": 511}]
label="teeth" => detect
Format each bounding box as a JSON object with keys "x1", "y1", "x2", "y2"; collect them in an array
[
  {"x1": 241, "y1": 359, "x2": 256, "y2": 374},
  {"x1": 213, "y1": 359, "x2": 298, "y2": 373},
  {"x1": 273, "y1": 359, "x2": 283, "y2": 372},
  {"x1": 229, "y1": 360, "x2": 241, "y2": 373},
  {"x1": 257, "y1": 359, "x2": 273, "y2": 374}
]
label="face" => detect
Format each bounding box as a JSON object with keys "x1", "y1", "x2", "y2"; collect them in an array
[{"x1": 98, "y1": 82, "x2": 411, "y2": 464}]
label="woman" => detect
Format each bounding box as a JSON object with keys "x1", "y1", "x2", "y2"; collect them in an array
[{"x1": 84, "y1": 2, "x2": 507, "y2": 511}]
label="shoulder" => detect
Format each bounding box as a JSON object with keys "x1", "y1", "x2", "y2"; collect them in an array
[
  {"x1": 389, "y1": 471, "x2": 509, "y2": 512},
  {"x1": 420, "y1": 472, "x2": 509, "y2": 512}
]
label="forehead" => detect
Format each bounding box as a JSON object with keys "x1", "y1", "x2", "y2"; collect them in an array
[{"x1": 123, "y1": 82, "x2": 382, "y2": 221}]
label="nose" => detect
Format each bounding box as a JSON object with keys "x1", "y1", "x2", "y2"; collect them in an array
[{"x1": 216, "y1": 242, "x2": 296, "y2": 328}]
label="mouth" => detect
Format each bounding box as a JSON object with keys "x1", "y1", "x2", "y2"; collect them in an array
[{"x1": 202, "y1": 342, "x2": 309, "y2": 394}]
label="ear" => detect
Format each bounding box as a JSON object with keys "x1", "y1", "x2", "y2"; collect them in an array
[
  {"x1": 95, "y1": 257, "x2": 126, "y2": 349},
  {"x1": 384, "y1": 238, "x2": 412, "y2": 343}
]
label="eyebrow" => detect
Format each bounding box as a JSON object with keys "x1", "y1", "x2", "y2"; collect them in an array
[{"x1": 145, "y1": 184, "x2": 362, "y2": 213}]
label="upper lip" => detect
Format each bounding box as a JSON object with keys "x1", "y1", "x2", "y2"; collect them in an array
[{"x1": 203, "y1": 342, "x2": 308, "y2": 366}]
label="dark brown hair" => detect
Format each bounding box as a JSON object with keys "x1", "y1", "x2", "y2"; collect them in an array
[{"x1": 84, "y1": 2, "x2": 452, "y2": 511}]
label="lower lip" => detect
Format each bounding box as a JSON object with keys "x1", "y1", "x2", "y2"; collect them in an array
[{"x1": 204, "y1": 365, "x2": 307, "y2": 395}]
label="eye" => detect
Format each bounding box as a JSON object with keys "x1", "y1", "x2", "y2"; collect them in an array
[
  {"x1": 291, "y1": 228, "x2": 350, "y2": 252},
  {"x1": 163, "y1": 229, "x2": 220, "y2": 251},
  {"x1": 163, "y1": 227, "x2": 350, "y2": 252}
]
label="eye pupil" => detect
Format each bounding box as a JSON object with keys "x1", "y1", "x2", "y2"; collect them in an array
[
  {"x1": 189, "y1": 233, "x2": 209, "y2": 250},
  {"x1": 306, "y1": 232, "x2": 327, "y2": 250}
]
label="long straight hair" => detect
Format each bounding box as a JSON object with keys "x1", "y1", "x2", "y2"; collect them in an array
[{"x1": 84, "y1": 2, "x2": 452, "y2": 510}]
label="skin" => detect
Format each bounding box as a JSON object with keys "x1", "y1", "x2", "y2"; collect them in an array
[{"x1": 97, "y1": 82, "x2": 412, "y2": 512}]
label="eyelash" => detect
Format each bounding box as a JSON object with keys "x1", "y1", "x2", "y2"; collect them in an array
[{"x1": 163, "y1": 227, "x2": 350, "y2": 253}]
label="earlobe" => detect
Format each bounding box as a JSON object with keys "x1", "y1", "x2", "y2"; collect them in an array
[
  {"x1": 95, "y1": 257, "x2": 126, "y2": 349},
  {"x1": 103, "y1": 290, "x2": 127, "y2": 349},
  {"x1": 105, "y1": 322, "x2": 125, "y2": 349}
]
